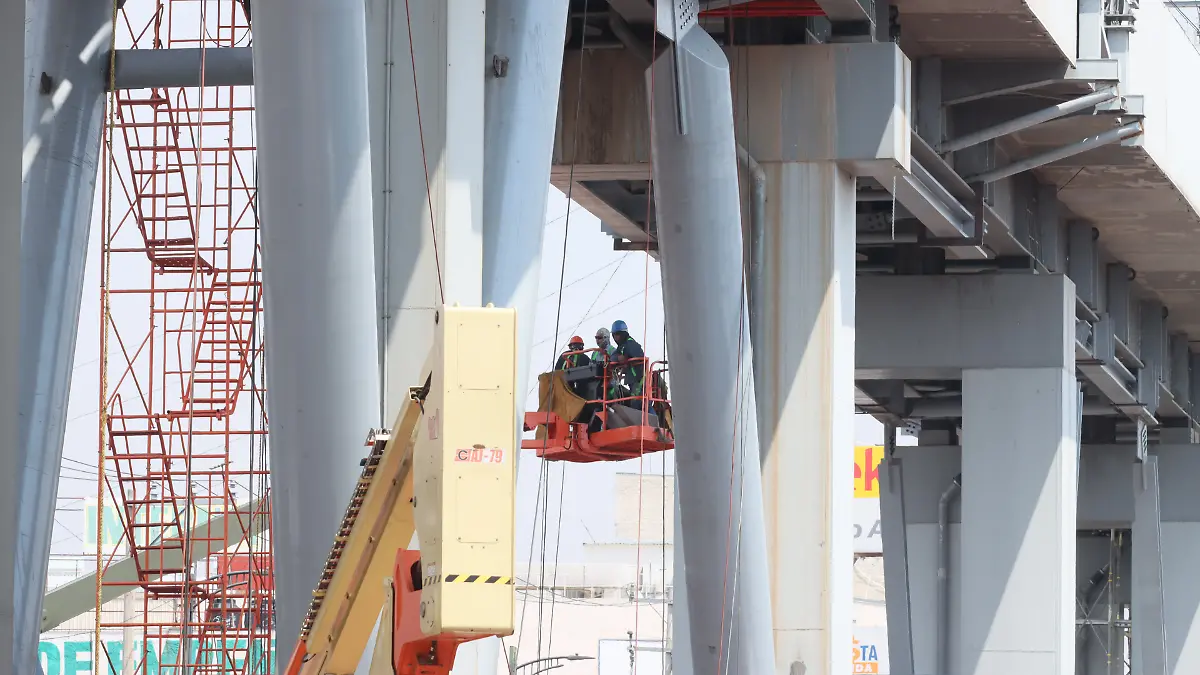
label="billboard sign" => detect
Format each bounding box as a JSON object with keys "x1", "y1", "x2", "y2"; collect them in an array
[
  {"x1": 854, "y1": 446, "x2": 883, "y2": 554},
  {"x1": 82, "y1": 499, "x2": 216, "y2": 556},
  {"x1": 38, "y1": 634, "x2": 275, "y2": 675},
  {"x1": 852, "y1": 625, "x2": 889, "y2": 674}
]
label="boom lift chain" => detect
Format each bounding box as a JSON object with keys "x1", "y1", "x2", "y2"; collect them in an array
[{"x1": 299, "y1": 426, "x2": 393, "y2": 642}]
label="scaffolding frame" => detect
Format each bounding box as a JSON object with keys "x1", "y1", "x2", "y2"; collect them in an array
[{"x1": 96, "y1": 2, "x2": 273, "y2": 674}]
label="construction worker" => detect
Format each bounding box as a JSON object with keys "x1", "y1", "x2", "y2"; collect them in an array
[
  {"x1": 555, "y1": 336, "x2": 591, "y2": 370},
  {"x1": 593, "y1": 327, "x2": 617, "y2": 363},
  {"x1": 607, "y1": 320, "x2": 645, "y2": 406}
]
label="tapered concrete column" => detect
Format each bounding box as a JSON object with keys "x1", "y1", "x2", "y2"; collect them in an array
[
  {"x1": 754, "y1": 160, "x2": 856, "y2": 675},
  {"x1": 651, "y1": 27, "x2": 775, "y2": 675},
  {"x1": 1, "y1": 0, "x2": 23, "y2": 668},
  {"x1": 961, "y1": 364, "x2": 1077, "y2": 675},
  {"x1": 16, "y1": 1, "x2": 109, "y2": 667},
  {"x1": 671, "y1": 484, "x2": 693, "y2": 675},
  {"x1": 481, "y1": 0, "x2": 569, "y2": 408},
  {"x1": 252, "y1": 0, "x2": 381, "y2": 659}
]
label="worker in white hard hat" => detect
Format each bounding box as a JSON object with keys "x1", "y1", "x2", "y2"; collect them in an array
[{"x1": 593, "y1": 327, "x2": 617, "y2": 364}]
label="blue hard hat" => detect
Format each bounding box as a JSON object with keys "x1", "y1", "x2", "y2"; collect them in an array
[{"x1": 611, "y1": 320, "x2": 629, "y2": 333}]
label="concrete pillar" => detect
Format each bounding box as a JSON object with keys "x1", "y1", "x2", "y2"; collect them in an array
[
  {"x1": 879, "y1": 454, "x2": 915, "y2": 675},
  {"x1": 960, "y1": 364, "x2": 1077, "y2": 675},
  {"x1": 1133, "y1": 456, "x2": 1168, "y2": 675},
  {"x1": 753, "y1": 160, "x2": 857, "y2": 675},
  {"x1": 1, "y1": 0, "x2": 22, "y2": 668},
  {"x1": 882, "y1": 447, "x2": 963, "y2": 675},
  {"x1": 671, "y1": 484, "x2": 693, "y2": 675},
  {"x1": 1152, "y1": 447, "x2": 1200, "y2": 675},
  {"x1": 368, "y1": 0, "x2": 489, "y2": 409},
  {"x1": 16, "y1": 1, "x2": 109, "y2": 667},
  {"x1": 651, "y1": 27, "x2": 775, "y2": 675},
  {"x1": 728, "y1": 42, "x2": 907, "y2": 675},
  {"x1": 481, "y1": 0, "x2": 568, "y2": 408},
  {"x1": 252, "y1": 0, "x2": 381, "y2": 660}
]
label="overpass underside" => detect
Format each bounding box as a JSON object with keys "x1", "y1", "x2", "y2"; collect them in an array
[{"x1": 562, "y1": 0, "x2": 1200, "y2": 673}]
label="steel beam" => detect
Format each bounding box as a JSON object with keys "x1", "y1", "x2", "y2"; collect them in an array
[
  {"x1": 17, "y1": 0, "x2": 110, "y2": 671},
  {"x1": 941, "y1": 59, "x2": 1120, "y2": 106},
  {"x1": 107, "y1": 46, "x2": 253, "y2": 90},
  {"x1": 252, "y1": 0, "x2": 382, "y2": 661},
  {"x1": 939, "y1": 89, "x2": 1118, "y2": 153},
  {"x1": 0, "y1": 0, "x2": 22, "y2": 667},
  {"x1": 964, "y1": 123, "x2": 1143, "y2": 184},
  {"x1": 651, "y1": 27, "x2": 775, "y2": 675}
]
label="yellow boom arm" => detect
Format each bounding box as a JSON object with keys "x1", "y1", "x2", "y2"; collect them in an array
[{"x1": 285, "y1": 306, "x2": 518, "y2": 675}]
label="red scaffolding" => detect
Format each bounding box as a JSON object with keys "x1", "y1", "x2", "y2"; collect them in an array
[{"x1": 96, "y1": 1, "x2": 273, "y2": 673}]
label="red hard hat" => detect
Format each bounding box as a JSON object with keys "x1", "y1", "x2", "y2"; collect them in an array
[{"x1": 569, "y1": 336, "x2": 584, "y2": 345}]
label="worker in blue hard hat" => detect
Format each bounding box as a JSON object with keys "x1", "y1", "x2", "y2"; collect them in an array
[
  {"x1": 607, "y1": 319, "x2": 645, "y2": 406},
  {"x1": 593, "y1": 327, "x2": 617, "y2": 364}
]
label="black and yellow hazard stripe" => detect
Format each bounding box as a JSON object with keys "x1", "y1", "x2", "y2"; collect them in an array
[{"x1": 423, "y1": 574, "x2": 514, "y2": 586}]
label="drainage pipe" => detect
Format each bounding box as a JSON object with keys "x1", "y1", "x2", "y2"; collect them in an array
[{"x1": 937, "y1": 473, "x2": 962, "y2": 675}]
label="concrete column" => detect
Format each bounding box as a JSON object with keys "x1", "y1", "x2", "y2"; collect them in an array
[
  {"x1": 1, "y1": 0, "x2": 22, "y2": 668},
  {"x1": 729, "y1": 42, "x2": 906, "y2": 675},
  {"x1": 16, "y1": 1, "x2": 109, "y2": 668},
  {"x1": 651, "y1": 27, "x2": 775, "y2": 675},
  {"x1": 879, "y1": 455, "x2": 915, "y2": 675},
  {"x1": 671, "y1": 477, "x2": 692, "y2": 675},
  {"x1": 753, "y1": 160, "x2": 856, "y2": 675},
  {"x1": 1152, "y1": 447, "x2": 1200, "y2": 675},
  {"x1": 252, "y1": 0, "x2": 381, "y2": 660},
  {"x1": 1133, "y1": 455, "x2": 1168, "y2": 675},
  {"x1": 881, "y1": 447, "x2": 963, "y2": 675},
  {"x1": 368, "y1": 0, "x2": 486, "y2": 413},
  {"x1": 961, "y1": 365, "x2": 1077, "y2": 675},
  {"x1": 481, "y1": 0, "x2": 569, "y2": 408}
]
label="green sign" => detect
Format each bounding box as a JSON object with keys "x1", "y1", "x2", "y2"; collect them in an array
[
  {"x1": 38, "y1": 638, "x2": 276, "y2": 675},
  {"x1": 82, "y1": 500, "x2": 215, "y2": 553}
]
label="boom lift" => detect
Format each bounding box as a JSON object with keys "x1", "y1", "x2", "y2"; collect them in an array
[
  {"x1": 523, "y1": 351, "x2": 674, "y2": 463},
  {"x1": 284, "y1": 306, "x2": 518, "y2": 675}
]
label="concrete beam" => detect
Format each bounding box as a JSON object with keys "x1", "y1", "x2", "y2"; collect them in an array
[
  {"x1": 857, "y1": 274, "x2": 1076, "y2": 378},
  {"x1": 107, "y1": 47, "x2": 254, "y2": 90},
  {"x1": 41, "y1": 501, "x2": 268, "y2": 632}
]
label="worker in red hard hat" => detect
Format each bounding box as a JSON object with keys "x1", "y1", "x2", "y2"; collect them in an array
[{"x1": 555, "y1": 336, "x2": 591, "y2": 371}]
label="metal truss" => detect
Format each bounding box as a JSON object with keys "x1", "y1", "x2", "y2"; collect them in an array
[{"x1": 96, "y1": 1, "x2": 273, "y2": 674}]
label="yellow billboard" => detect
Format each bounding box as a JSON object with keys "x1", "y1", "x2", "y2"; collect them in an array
[{"x1": 854, "y1": 445, "x2": 883, "y2": 499}]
